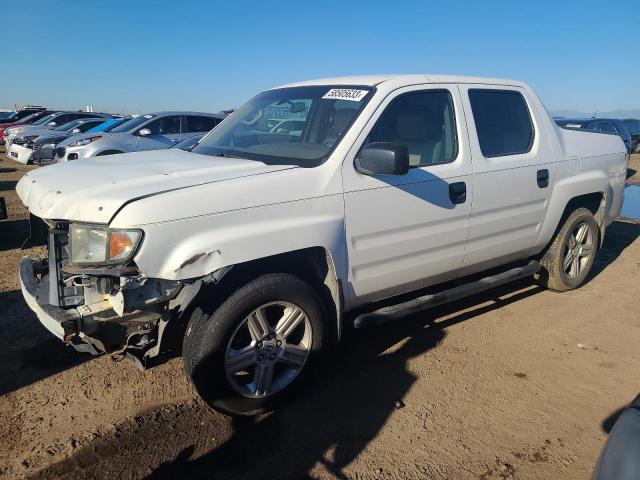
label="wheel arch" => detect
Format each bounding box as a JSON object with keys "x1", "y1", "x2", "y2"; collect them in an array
[
  {"x1": 161, "y1": 247, "x2": 344, "y2": 356},
  {"x1": 538, "y1": 191, "x2": 607, "y2": 259}
]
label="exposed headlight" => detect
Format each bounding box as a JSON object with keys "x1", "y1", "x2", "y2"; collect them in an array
[
  {"x1": 23, "y1": 135, "x2": 38, "y2": 142},
  {"x1": 69, "y1": 135, "x2": 102, "y2": 147},
  {"x1": 69, "y1": 224, "x2": 143, "y2": 265}
]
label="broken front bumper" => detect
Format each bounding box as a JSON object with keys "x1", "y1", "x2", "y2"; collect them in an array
[
  {"x1": 19, "y1": 254, "x2": 182, "y2": 363},
  {"x1": 19, "y1": 256, "x2": 81, "y2": 342}
]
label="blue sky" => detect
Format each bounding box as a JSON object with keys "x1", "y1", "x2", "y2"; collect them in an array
[{"x1": 3, "y1": 0, "x2": 639, "y2": 114}]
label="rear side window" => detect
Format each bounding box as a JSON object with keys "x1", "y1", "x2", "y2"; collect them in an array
[
  {"x1": 186, "y1": 116, "x2": 219, "y2": 132},
  {"x1": 145, "y1": 116, "x2": 181, "y2": 135},
  {"x1": 586, "y1": 122, "x2": 616, "y2": 134},
  {"x1": 366, "y1": 90, "x2": 458, "y2": 167},
  {"x1": 469, "y1": 89, "x2": 534, "y2": 157}
]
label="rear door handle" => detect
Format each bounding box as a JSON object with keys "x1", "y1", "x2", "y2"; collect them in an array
[
  {"x1": 537, "y1": 169, "x2": 549, "y2": 188},
  {"x1": 449, "y1": 181, "x2": 466, "y2": 204}
]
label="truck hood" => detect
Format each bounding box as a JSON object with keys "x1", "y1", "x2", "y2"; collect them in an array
[{"x1": 17, "y1": 149, "x2": 297, "y2": 224}]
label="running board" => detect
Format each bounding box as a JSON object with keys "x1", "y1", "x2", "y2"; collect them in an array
[{"x1": 353, "y1": 261, "x2": 541, "y2": 329}]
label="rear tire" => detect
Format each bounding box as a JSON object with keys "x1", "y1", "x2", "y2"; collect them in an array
[
  {"x1": 539, "y1": 208, "x2": 599, "y2": 291},
  {"x1": 183, "y1": 273, "x2": 327, "y2": 416}
]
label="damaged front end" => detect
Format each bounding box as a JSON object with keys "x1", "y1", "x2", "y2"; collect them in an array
[{"x1": 19, "y1": 221, "x2": 183, "y2": 369}]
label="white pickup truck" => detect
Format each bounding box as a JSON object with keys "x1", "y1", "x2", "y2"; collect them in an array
[{"x1": 17, "y1": 75, "x2": 627, "y2": 416}]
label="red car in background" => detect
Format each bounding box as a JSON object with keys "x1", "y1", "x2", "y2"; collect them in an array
[{"x1": 0, "y1": 110, "x2": 56, "y2": 144}]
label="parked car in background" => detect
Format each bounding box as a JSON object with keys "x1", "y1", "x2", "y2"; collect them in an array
[
  {"x1": 54, "y1": 111, "x2": 223, "y2": 161},
  {"x1": 8, "y1": 117, "x2": 112, "y2": 164},
  {"x1": 622, "y1": 119, "x2": 640, "y2": 153},
  {"x1": 31, "y1": 118, "x2": 115, "y2": 165},
  {"x1": 0, "y1": 111, "x2": 12, "y2": 120},
  {"x1": 17, "y1": 75, "x2": 628, "y2": 416},
  {"x1": 4, "y1": 112, "x2": 109, "y2": 150},
  {"x1": 170, "y1": 133, "x2": 205, "y2": 151},
  {"x1": 0, "y1": 110, "x2": 58, "y2": 144},
  {"x1": 555, "y1": 117, "x2": 633, "y2": 153},
  {"x1": 0, "y1": 106, "x2": 47, "y2": 125}
]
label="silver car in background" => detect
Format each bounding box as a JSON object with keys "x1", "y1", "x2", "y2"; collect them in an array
[
  {"x1": 4, "y1": 111, "x2": 108, "y2": 145},
  {"x1": 54, "y1": 111, "x2": 224, "y2": 161},
  {"x1": 7, "y1": 116, "x2": 112, "y2": 164}
]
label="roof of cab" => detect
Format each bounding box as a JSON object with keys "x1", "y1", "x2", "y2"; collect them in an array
[{"x1": 274, "y1": 74, "x2": 527, "y2": 89}]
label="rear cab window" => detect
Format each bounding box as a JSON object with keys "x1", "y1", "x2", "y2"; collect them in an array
[{"x1": 468, "y1": 89, "x2": 534, "y2": 157}]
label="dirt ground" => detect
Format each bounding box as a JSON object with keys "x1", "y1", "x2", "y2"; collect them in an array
[{"x1": 0, "y1": 153, "x2": 639, "y2": 480}]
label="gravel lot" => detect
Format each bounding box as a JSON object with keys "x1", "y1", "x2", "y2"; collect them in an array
[{"x1": 1, "y1": 153, "x2": 639, "y2": 479}]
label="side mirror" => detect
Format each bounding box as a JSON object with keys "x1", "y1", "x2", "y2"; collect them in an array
[
  {"x1": 355, "y1": 142, "x2": 409, "y2": 176},
  {"x1": 138, "y1": 128, "x2": 151, "y2": 136}
]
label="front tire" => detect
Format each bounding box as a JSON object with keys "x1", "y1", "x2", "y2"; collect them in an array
[
  {"x1": 183, "y1": 273, "x2": 327, "y2": 416},
  {"x1": 539, "y1": 207, "x2": 599, "y2": 291}
]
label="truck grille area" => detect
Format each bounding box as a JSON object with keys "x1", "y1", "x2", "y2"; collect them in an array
[{"x1": 48, "y1": 223, "x2": 85, "y2": 308}]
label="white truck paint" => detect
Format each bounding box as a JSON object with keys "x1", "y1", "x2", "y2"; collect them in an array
[{"x1": 16, "y1": 75, "x2": 627, "y2": 415}]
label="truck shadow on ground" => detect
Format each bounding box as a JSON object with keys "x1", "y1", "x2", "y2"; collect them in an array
[
  {"x1": 31, "y1": 281, "x2": 543, "y2": 480},
  {"x1": 588, "y1": 219, "x2": 640, "y2": 281},
  {"x1": 0, "y1": 180, "x2": 17, "y2": 191},
  {"x1": 0, "y1": 290, "x2": 89, "y2": 396}
]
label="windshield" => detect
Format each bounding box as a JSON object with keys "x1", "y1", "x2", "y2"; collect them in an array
[
  {"x1": 192, "y1": 86, "x2": 374, "y2": 166},
  {"x1": 32, "y1": 113, "x2": 57, "y2": 126},
  {"x1": 54, "y1": 120, "x2": 82, "y2": 131},
  {"x1": 110, "y1": 115, "x2": 155, "y2": 133},
  {"x1": 86, "y1": 118, "x2": 124, "y2": 133},
  {"x1": 171, "y1": 134, "x2": 203, "y2": 150}
]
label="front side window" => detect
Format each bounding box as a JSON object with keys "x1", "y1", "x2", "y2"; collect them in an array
[
  {"x1": 365, "y1": 90, "x2": 457, "y2": 167},
  {"x1": 192, "y1": 85, "x2": 373, "y2": 166},
  {"x1": 145, "y1": 116, "x2": 181, "y2": 135},
  {"x1": 469, "y1": 89, "x2": 534, "y2": 157}
]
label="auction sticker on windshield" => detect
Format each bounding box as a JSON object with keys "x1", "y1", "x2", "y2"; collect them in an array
[{"x1": 322, "y1": 89, "x2": 369, "y2": 102}]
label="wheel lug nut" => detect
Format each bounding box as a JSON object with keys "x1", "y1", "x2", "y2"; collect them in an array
[
  {"x1": 256, "y1": 342, "x2": 263, "y2": 349},
  {"x1": 276, "y1": 340, "x2": 282, "y2": 347},
  {"x1": 268, "y1": 334, "x2": 274, "y2": 340}
]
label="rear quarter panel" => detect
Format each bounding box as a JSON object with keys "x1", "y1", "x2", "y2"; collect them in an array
[{"x1": 534, "y1": 125, "x2": 627, "y2": 249}]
